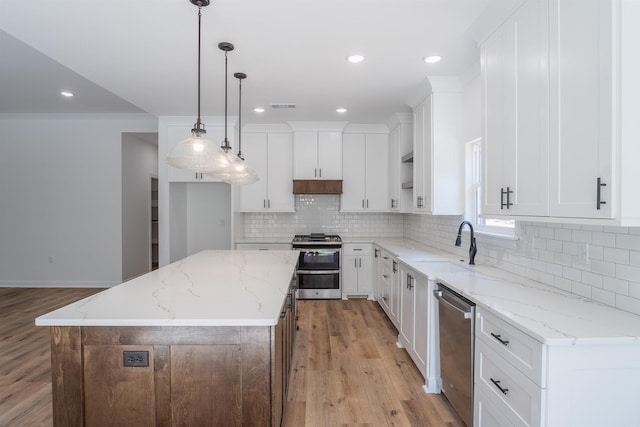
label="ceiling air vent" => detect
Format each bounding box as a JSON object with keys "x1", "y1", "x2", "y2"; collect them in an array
[{"x1": 270, "y1": 103, "x2": 296, "y2": 109}]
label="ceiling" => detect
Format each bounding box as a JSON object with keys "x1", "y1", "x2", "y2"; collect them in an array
[{"x1": 0, "y1": 0, "x2": 502, "y2": 125}]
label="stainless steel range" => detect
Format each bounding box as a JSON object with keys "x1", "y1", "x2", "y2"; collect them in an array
[{"x1": 292, "y1": 233, "x2": 342, "y2": 299}]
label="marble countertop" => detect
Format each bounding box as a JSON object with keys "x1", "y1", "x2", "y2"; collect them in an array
[
  {"x1": 372, "y1": 238, "x2": 640, "y2": 346},
  {"x1": 36, "y1": 250, "x2": 299, "y2": 327}
]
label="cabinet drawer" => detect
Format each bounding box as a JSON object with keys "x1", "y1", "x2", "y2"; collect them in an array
[
  {"x1": 379, "y1": 250, "x2": 393, "y2": 268},
  {"x1": 476, "y1": 308, "x2": 545, "y2": 386},
  {"x1": 343, "y1": 243, "x2": 372, "y2": 256},
  {"x1": 475, "y1": 340, "x2": 544, "y2": 427},
  {"x1": 474, "y1": 385, "x2": 514, "y2": 427}
]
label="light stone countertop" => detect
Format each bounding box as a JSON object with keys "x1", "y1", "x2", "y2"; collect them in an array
[
  {"x1": 372, "y1": 237, "x2": 640, "y2": 346},
  {"x1": 36, "y1": 250, "x2": 299, "y2": 327}
]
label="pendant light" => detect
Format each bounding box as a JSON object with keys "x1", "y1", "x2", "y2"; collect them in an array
[
  {"x1": 165, "y1": 0, "x2": 218, "y2": 173},
  {"x1": 224, "y1": 72, "x2": 259, "y2": 185}
]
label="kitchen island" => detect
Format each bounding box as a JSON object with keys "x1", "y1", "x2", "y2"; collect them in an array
[{"x1": 36, "y1": 250, "x2": 299, "y2": 427}]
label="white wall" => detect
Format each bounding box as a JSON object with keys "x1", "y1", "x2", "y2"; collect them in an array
[
  {"x1": 121, "y1": 132, "x2": 158, "y2": 281},
  {"x1": 0, "y1": 114, "x2": 157, "y2": 287}
]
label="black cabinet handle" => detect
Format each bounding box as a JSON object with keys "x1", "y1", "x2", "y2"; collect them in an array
[
  {"x1": 500, "y1": 187, "x2": 513, "y2": 209},
  {"x1": 490, "y1": 332, "x2": 510, "y2": 346},
  {"x1": 490, "y1": 378, "x2": 509, "y2": 395},
  {"x1": 392, "y1": 261, "x2": 398, "y2": 273},
  {"x1": 597, "y1": 177, "x2": 607, "y2": 210}
]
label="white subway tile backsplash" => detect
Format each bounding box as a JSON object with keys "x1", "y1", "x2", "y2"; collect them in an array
[
  {"x1": 592, "y1": 232, "x2": 616, "y2": 248},
  {"x1": 616, "y1": 234, "x2": 640, "y2": 251},
  {"x1": 572, "y1": 282, "x2": 592, "y2": 299},
  {"x1": 554, "y1": 228, "x2": 573, "y2": 241},
  {"x1": 592, "y1": 288, "x2": 616, "y2": 306},
  {"x1": 241, "y1": 206, "x2": 640, "y2": 316},
  {"x1": 616, "y1": 264, "x2": 640, "y2": 283},
  {"x1": 603, "y1": 276, "x2": 629, "y2": 295},
  {"x1": 591, "y1": 259, "x2": 616, "y2": 277},
  {"x1": 603, "y1": 247, "x2": 630, "y2": 264}
]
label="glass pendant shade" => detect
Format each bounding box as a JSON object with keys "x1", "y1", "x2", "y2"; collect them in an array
[
  {"x1": 165, "y1": 128, "x2": 220, "y2": 172},
  {"x1": 217, "y1": 155, "x2": 259, "y2": 184}
]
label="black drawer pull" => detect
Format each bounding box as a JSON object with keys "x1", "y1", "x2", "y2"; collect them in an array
[
  {"x1": 490, "y1": 332, "x2": 510, "y2": 346},
  {"x1": 490, "y1": 378, "x2": 509, "y2": 395}
]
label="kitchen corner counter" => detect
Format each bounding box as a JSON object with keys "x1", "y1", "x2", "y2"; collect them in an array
[
  {"x1": 371, "y1": 238, "x2": 640, "y2": 346},
  {"x1": 36, "y1": 249, "x2": 299, "y2": 327}
]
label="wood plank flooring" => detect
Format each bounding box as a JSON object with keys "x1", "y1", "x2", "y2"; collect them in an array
[
  {"x1": 0, "y1": 287, "x2": 103, "y2": 427},
  {"x1": 1, "y1": 289, "x2": 462, "y2": 427},
  {"x1": 283, "y1": 299, "x2": 464, "y2": 427}
]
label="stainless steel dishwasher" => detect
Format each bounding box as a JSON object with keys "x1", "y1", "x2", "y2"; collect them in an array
[{"x1": 434, "y1": 283, "x2": 475, "y2": 427}]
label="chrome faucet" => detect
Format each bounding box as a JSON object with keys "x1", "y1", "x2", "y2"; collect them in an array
[{"x1": 455, "y1": 221, "x2": 477, "y2": 265}]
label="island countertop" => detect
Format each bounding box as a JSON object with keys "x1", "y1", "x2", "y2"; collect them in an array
[{"x1": 36, "y1": 250, "x2": 299, "y2": 327}]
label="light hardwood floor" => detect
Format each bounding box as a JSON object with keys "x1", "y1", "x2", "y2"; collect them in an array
[
  {"x1": 283, "y1": 299, "x2": 464, "y2": 427},
  {"x1": 0, "y1": 287, "x2": 103, "y2": 427},
  {"x1": 1, "y1": 289, "x2": 463, "y2": 427}
]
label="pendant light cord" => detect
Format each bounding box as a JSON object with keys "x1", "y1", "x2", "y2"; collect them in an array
[
  {"x1": 237, "y1": 76, "x2": 243, "y2": 159},
  {"x1": 194, "y1": 5, "x2": 204, "y2": 133},
  {"x1": 222, "y1": 50, "x2": 230, "y2": 151}
]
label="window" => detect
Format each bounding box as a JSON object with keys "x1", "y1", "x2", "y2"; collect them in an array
[{"x1": 465, "y1": 138, "x2": 515, "y2": 234}]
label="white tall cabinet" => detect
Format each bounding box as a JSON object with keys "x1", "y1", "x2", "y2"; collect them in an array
[
  {"x1": 481, "y1": 0, "x2": 549, "y2": 217},
  {"x1": 388, "y1": 113, "x2": 413, "y2": 213},
  {"x1": 341, "y1": 132, "x2": 389, "y2": 212},
  {"x1": 238, "y1": 131, "x2": 294, "y2": 212}
]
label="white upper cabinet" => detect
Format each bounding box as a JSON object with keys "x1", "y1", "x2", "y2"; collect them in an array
[
  {"x1": 548, "y1": 0, "x2": 613, "y2": 219},
  {"x1": 412, "y1": 78, "x2": 464, "y2": 215},
  {"x1": 388, "y1": 114, "x2": 413, "y2": 213},
  {"x1": 293, "y1": 130, "x2": 343, "y2": 179},
  {"x1": 238, "y1": 132, "x2": 294, "y2": 212},
  {"x1": 480, "y1": 0, "x2": 640, "y2": 225},
  {"x1": 482, "y1": 0, "x2": 549, "y2": 217},
  {"x1": 341, "y1": 132, "x2": 389, "y2": 212}
]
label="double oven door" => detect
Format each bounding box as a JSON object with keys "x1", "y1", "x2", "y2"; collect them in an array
[{"x1": 295, "y1": 245, "x2": 341, "y2": 299}]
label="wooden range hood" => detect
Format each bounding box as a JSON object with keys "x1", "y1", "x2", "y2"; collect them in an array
[{"x1": 292, "y1": 180, "x2": 343, "y2": 194}]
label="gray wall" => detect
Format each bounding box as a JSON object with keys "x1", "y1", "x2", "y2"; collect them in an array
[{"x1": 0, "y1": 114, "x2": 157, "y2": 287}]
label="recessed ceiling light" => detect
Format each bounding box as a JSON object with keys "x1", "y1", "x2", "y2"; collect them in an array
[
  {"x1": 60, "y1": 91, "x2": 74, "y2": 97},
  {"x1": 347, "y1": 54, "x2": 364, "y2": 64},
  {"x1": 336, "y1": 108, "x2": 348, "y2": 113},
  {"x1": 254, "y1": 107, "x2": 265, "y2": 113},
  {"x1": 424, "y1": 55, "x2": 442, "y2": 64}
]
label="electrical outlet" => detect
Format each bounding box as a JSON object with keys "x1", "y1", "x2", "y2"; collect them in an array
[
  {"x1": 577, "y1": 243, "x2": 590, "y2": 266},
  {"x1": 123, "y1": 351, "x2": 149, "y2": 367}
]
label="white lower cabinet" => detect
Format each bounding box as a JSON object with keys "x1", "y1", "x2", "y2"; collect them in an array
[
  {"x1": 398, "y1": 263, "x2": 435, "y2": 384},
  {"x1": 342, "y1": 243, "x2": 373, "y2": 299},
  {"x1": 474, "y1": 307, "x2": 640, "y2": 426},
  {"x1": 374, "y1": 247, "x2": 392, "y2": 315}
]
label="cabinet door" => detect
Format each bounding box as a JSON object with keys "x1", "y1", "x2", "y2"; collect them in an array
[
  {"x1": 365, "y1": 134, "x2": 389, "y2": 211},
  {"x1": 293, "y1": 131, "x2": 318, "y2": 179},
  {"x1": 388, "y1": 125, "x2": 400, "y2": 211},
  {"x1": 390, "y1": 260, "x2": 400, "y2": 327},
  {"x1": 357, "y1": 255, "x2": 373, "y2": 293},
  {"x1": 342, "y1": 255, "x2": 358, "y2": 295},
  {"x1": 549, "y1": 0, "x2": 613, "y2": 218},
  {"x1": 266, "y1": 133, "x2": 294, "y2": 212},
  {"x1": 413, "y1": 99, "x2": 428, "y2": 212},
  {"x1": 341, "y1": 134, "x2": 367, "y2": 211},
  {"x1": 238, "y1": 133, "x2": 268, "y2": 211},
  {"x1": 399, "y1": 269, "x2": 415, "y2": 348},
  {"x1": 318, "y1": 131, "x2": 343, "y2": 179},
  {"x1": 413, "y1": 276, "x2": 428, "y2": 376},
  {"x1": 482, "y1": 0, "x2": 549, "y2": 217}
]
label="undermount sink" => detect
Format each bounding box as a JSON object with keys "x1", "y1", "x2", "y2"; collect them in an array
[{"x1": 412, "y1": 261, "x2": 471, "y2": 273}]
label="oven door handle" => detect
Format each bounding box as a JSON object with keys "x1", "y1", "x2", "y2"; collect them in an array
[{"x1": 296, "y1": 270, "x2": 340, "y2": 275}]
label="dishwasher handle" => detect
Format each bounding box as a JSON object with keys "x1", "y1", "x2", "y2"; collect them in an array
[{"x1": 434, "y1": 290, "x2": 473, "y2": 320}]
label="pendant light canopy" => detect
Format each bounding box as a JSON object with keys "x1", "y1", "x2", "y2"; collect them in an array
[
  {"x1": 166, "y1": 0, "x2": 218, "y2": 173},
  {"x1": 223, "y1": 72, "x2": 259, "y2": 185}
]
